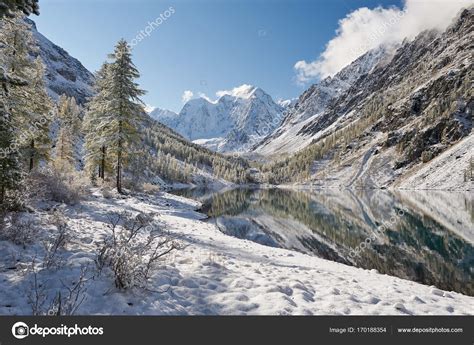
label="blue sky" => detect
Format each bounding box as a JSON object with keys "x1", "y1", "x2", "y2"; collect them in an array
[{"x1": 34, "y1": 0, "x2": 403, "y2": 112}]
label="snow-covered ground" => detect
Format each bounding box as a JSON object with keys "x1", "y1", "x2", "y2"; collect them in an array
[{"x1": 1, "y1": 191, "x2": 473, "y2": 315}]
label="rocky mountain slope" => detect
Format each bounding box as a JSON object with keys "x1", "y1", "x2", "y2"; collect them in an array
[
  {"x1": 27, "y1": 19, "x2": 95, "y2": 104},
  {"x1": 154, "y1": 85, "x2": 284, "y2": 153},
  {"x1": 261, "y1": 8, "x2": 473, "y2": 191},
  {"x1": 149, "y1": 107, "x2": 178, "y2": 123},
  {"x1": 255, "y1": 45, "x2": 395, "y2": 156}
]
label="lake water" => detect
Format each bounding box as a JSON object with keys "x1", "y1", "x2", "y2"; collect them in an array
[{"x1": 172, "y1": 187, "x2": 474, "y2": 296}]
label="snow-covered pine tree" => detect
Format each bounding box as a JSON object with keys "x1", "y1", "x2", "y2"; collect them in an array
[
  {"x1": 0, "y1": 13, "x2": 34, "y2": 94},
  {"x1": 0, "y1": 0, "x2": 39, "y2": 18},
  {"x1": 84, "y1": 62, "x2": 112, "y2": 182},
  {"x1": 0, "y1": 87, "x2": 22, "y2": 205},
  {"x1": 0, "y1": 13, "x2": 28, "y2": 193},
  {"x1": 101, "y1": 39, "x2": 146, "y2": 193},
  {"x1": 55, "y1": 94, "x2": 81, "y2": 169},
  {"x1": 0, "y1": 14, "x2": 51, "y2": 171},
  {"x1": 24, "y1": 57, "x2": 52, "y2": 170}
]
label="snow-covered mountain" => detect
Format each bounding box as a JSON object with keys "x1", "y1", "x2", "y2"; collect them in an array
[
  {"x1": 155, "y1": 85, "x2": 284, "y2": 153},
  {"x1": 255, "y1": 45, "x2": 395, "y2": 156},
  {"x1": 148, "y1": 107, "x2": 178, "y2": 123},
  {"x1": 26, "y1": 19, "x2": 95, "y2": 104},
  {"x1": 260, "y1": 8, "x2": 473, "y2": 190},
  {"x1": 277, "y1": 98, "x2": 298, "y2": 109}
]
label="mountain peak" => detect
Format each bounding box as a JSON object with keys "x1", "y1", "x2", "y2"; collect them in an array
[
  {"x1": 149, "y1": 107, "x2": 177, "y2": 121},
  {"x1": 216, "y1": 84, "x2": 264, "y2": 100},
  {"x1": 156, "y1": 84, "x2": 284, "y2": 152}
]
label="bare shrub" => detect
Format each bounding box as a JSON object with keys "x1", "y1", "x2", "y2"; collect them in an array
[
  {"x1": 122, "y1": 179, "x2": 144, "y2": 193},
  {"x1": 27, "y1": 269, "x2": 48, "y2": 316},
  {"x1": 96, "y1": 211, "x2": 181, "y2": 291},
  {"x1": 27, "y1": 264, "x2": 90, "y2": 316},
  {"x1": 142, "y1": 183, "x2": 161, "y2": 194},
  {"x1": 27, "y1": 166, "x2": 88, "y2": 205},
  {"x1": 48, "y1": 267, "x2": 90, "y2": 315},
  {"x1": 42, "y1": 211, "x2": 69, "y2": 269},
  {"x1": 0, "y1": 212, "x2": 38, "y2": 248},
  {"x1": 101, "y1": 185, "x2": 113, "y2": 199}
]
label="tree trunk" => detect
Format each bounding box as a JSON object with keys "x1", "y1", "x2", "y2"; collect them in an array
[
  {"x1": 116, "y1": 144, "x2": 122, "y2": 193},
  {"x1": 0, "y1": 184, "x2": 4, "y2": 205},
  {"x1": 100, "y1": 146, "x2": 106, "y2": 180},
  {"x1": 29, "y1": 139, "x2": 34, "y2": 171},
  {"x1": 117, "y1": 120, "x2": 123, "y2": 193}
]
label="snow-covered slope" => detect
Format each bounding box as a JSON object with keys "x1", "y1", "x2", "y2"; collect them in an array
[
  {"x1": 148, "y1": 107, "x2": 178, "y2": 123},
  {"x1": 157, "y1": 85, "x2": 284, "y2": 153},
  {"x1": 255, "y1": 45, "x2": 394, "y2": 156},
  {"x1": 27, "y1": 19, "x2": 95, "y2": 104},
  {"x1": 1, "y1": 190, "x2": 473, "y2": 315}
]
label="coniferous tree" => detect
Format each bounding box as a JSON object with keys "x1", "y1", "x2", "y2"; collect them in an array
[
  {"x1": 24, "y1": 57, "x2": 52, "y2": 170},
  {"x1": 55, "y1": 94, "x2": 80, "y2": 169},
  {"x1": 0, "y1": 0, "x2": 39, "y2": 18},
  {"x1": 0, "y1": 14, "x2": 51, "y2": 171},
  {"x1": 86, "y1": 40, "x2": 145, "y2": 193},
  {"x1": 106, "y1": 40, "x2": 145, "y2": 193},
  {"x1": 84, "y1": 62, "x2": 112, "y2": 182},
  {"x1": 0, "y1": 14, "x2": 30, "y2": 205},
  {"x1": 0, "y1": 13, "x2": 34, "y2": 83},
  {"x1": 0, "y1": 87, "x2": 22, "y2": 205}
]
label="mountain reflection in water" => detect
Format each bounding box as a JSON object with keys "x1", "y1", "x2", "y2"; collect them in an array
[{"x1": 172, "y1": 187, "x2": 474, "y2": 296}]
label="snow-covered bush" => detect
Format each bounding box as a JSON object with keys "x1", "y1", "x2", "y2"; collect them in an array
[
  {"x1": 142, "y1": 182, "x2": 161, "y2": 193},
  {"x1": 122, "y1": 178, "x2": 144, "y2": 193},
  {"x1": 42, "y1": 211, "x2": 69, "y2": 269},
  {"x1": 27, "y1": 266, "x2": 90, "y2": 316},
  {"x1": 27, "y1": 166, "x2": 88, "y2": 205},
  {"x1": 96, "y1": 211, "x2": 180, "y2": 290},
  {"x1": 101, "y1": 185, "x2": 114, "y2": 199},
  {"x1": 0, "y1": 212, "x2": 38, "y2": 247}
]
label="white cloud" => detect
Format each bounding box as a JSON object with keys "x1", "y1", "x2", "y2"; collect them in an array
[
  {"x1": 295, "y1": 0, "x2": 473, "y2": 82},
  {"x1": 198, "y1": 92, "x2": 217, "y2": 103},
  {"x1": 216, "y1": 84, "x2": 255, "y2": 99},
  {"x1": 181, "y1": 90, "x2": 194, "y2": 103}
]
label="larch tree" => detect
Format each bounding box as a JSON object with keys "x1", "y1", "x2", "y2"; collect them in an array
[
  {"x1": 0, "y1": 4, "x2": 40, "y2": 205},
  {"x1": 0, "y1": 14, "x2": 51, "y2": 171},
  {"x1": 0, "y1": 82, "x2": 22, "y2": 205},
  {"x1": 55, "y1": 94, "x2": 81, "y2": 169},
  {"x1": 0, "y1": 0, "x2": 39, "y2": 18},
  {"x1": 0, "y1": 13, "x2": 34, "y2": 102},
  {"x1": 0, "y1": 14, "x2": 28, "y2": 202},
  {"x1": 86, "y1": 40, "x2": 146, "y2": 193},
  {"x1": 24, "y1": 57, "x2": 52, "y2": 170},
  {"x1": 84, "y1": 62, "x2": 112, "y2": 182}
]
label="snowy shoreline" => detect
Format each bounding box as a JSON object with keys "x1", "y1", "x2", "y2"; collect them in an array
[{"x1": 1, "y1": 190, "x2": 472, "y2": 315}]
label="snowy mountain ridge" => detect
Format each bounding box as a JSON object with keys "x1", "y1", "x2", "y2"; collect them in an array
[
  {"x1": 148, "y1": 107, "x2": 178, "y2": 123},
  {"x1": 154, "y1": 85, "x2": 285, "y2": 153},
  {"x1": 255, "y1": 45, "x2": 395, "y2": 156}
]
